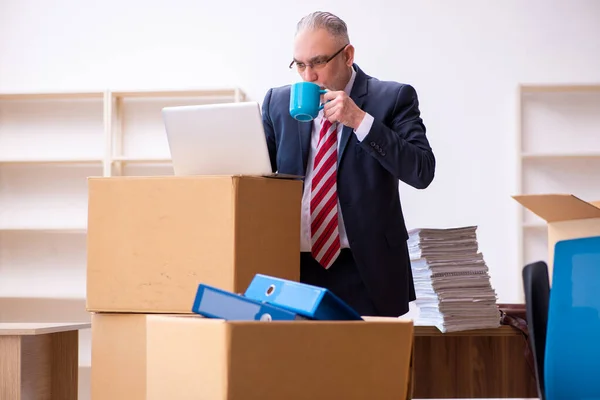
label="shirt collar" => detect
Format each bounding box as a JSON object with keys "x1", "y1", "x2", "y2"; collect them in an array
[{"x1": 343, "y1": 66, "x2": 357, "y2": 96}]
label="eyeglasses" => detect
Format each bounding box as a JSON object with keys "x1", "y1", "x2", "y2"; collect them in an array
[{"x1": 289, "y1": 44, "x2": 349, "y2": 71}]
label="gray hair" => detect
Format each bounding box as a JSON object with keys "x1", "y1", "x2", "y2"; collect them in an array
[{"x1": 296, "y1": 12, "x2": 350, "y2": 46}]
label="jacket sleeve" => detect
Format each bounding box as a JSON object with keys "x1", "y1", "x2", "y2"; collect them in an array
[
  {"x1": 261, "y1": 88, "x2": 278, "y2": 173},
  {"x1": 358, "y1": 84, "x2": 435, "y2": 189}
]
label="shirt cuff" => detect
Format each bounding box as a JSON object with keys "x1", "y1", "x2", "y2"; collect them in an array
[{"x1": 353, "y1": 112, "x2": 374, "y2": 142}]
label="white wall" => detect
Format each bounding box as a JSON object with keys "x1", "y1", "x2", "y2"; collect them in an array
[{"x1": 1, "y1": 0, "x2": 600, "y2": 303}]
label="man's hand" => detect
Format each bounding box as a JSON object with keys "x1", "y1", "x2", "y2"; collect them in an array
[{"x1": 322, "y1": 90, "x2": 366, "y2": 129}]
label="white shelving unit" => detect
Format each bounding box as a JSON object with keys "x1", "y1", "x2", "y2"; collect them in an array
[
  {"x1": 0, "y1": 87, "x2": 246, "y2": 399},
  {"x1": 516, "y1": 83, "x2": 600, "y2": 275}
]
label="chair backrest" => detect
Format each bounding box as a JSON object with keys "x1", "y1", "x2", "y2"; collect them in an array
[
  {"x1": 545, "y1": 236, "x2": 600, "y2": 400},
  {"x1": 522, "y1": 260, "x2": 550, "y2": 400}
]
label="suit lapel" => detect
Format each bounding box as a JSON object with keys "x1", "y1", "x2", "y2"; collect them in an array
[
  {"x1": 298, "y1": 120, "x2": 312, "y2": 174},
  {"x1": 338, "y1": 64, "x2": 368, "y2": 165}
]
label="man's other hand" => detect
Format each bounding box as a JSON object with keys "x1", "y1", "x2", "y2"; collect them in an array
[{"x1": 322, "y1": 90, "x2": 366, "y2": 129}]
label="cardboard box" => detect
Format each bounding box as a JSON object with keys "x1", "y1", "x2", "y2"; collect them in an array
[
  {"x1": 513, "y1": 194, "x2": 600, "y2": 276},
  {"x1": 91, "y1": 313, "x2": 414, "y2": 400},
  {"x1": 86, "y1": 175, "x2": 302, "y2": 313},
  {"x1": 91, "y1": 314, "x2": 148, "y2": 400}
]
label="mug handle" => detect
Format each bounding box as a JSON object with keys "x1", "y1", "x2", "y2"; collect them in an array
[{"x1": 318, "y1": 89, "x2": 328, "y2": 110}]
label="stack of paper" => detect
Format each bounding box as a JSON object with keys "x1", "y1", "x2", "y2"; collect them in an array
[{"x1": 408, "y1": 226, "x2": 500, "y2": 333}]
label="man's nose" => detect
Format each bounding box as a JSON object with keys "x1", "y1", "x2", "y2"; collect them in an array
[{"x1": 302, "y1": 67, "x2": 318, "y2": 82}]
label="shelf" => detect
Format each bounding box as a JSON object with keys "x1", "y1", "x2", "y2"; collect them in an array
[
  {"x1": 520, "y1": 158, "x2": 600, "y2": 227},
  {"x1": 121, "y1": 163, "x2": 174, "y2": 176},
  {"x1": 0, "y1": 87, "x2": 245, "y2": 167},
  {"x1": 523, "y1": 227, "x2": 549, "y2": 266},
  {"x1": 0, "y1": 231, "x2": 87, "y2": 301},
  {"x1": 0, "y1": 88, "x2": 245, "y2": 100},
  {"x1": 0, "y1": 231, "x2": 88, "y2": 299},
  {"x1": 0, "y1": 293, "x2": 86, "y2": 300},
  {"x1": 0, "y1": 87, "x2": 245, "y2": 400},
  {"x1": 517, "y1": 83, "x2": 600, "y2": 283},
  {"x1": 0, "y1": 158, "x2": 102, "y2": 164},
  {"x1": 520, "y1": 89, "x2": 600, "y2": 155},
  {"x1": 0, "y1": 226, "x2": 86, "y2": 232},
  {"x1": 0, "y1": 164, "x2": 99, "y2": 230},
  {"x1": 522, "y1": 158, "x2": 600, "y2": 203},
  {"x1": 0, "y1": 91, "x2": 104, "y2": 100},
  {"x1": 111, "y1": 88, "x2": 244, "y2": 99},
  {"x1": 112, "y1": 156, "x2": 172, "y2": 164},
  {"x1": 0, "y1": 96, "x2": 105, "y2": 160},
  {"x1": 520, "y1": 84, "x2": 600, "y2": 93},
  {"x1": 112, "y1": 95, "x2": 237, "y2": 162},
  {"x1": 521, "y1": 152, "x2": 600, "y2": 159}
]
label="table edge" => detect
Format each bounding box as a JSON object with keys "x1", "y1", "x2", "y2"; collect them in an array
[{"x1": 0, "y1": 322, "x2": 92, "y2": 335}]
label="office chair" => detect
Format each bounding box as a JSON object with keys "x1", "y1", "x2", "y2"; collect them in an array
[
  {"x1": 522, "y1": 260, "x2": 550, "y2": 400},
  {"x1": 545, "y1": 236, "x2": 600, "y2": 400}
]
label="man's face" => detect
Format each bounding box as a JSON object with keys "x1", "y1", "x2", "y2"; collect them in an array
[{"x1": 292, "y1": 28, "x2": 352, "y2": 91}]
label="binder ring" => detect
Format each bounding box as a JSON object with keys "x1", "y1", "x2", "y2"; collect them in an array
[
  {"x1": 266, "y1": 284, "x2": 276, "y2": 296},
  {"x1": 260, "y1": 313, "x2": 272, "y2": 321}
]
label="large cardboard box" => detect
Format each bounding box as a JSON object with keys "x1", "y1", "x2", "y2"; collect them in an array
[
  {"x1": 86, "y1": 175, "x2": 302, "y2": 313},
  {"x1": 91, "y1": 314, "x2": 149, "y2": 400},
  {"x1": 513, "y1": 194, "x2": 600, "y2": 277},
  {"x1": 91, "y1": 313, "x2": 414, "y2": 400}
]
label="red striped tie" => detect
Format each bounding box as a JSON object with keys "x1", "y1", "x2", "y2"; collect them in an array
[{"x1": 310, "y1": 118, "x2": 341, "y2": 269}]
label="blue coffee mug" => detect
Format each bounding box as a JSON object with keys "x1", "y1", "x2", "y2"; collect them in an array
[{"x1": 289, "y1": 81, "x2": 327, "y2": 121}]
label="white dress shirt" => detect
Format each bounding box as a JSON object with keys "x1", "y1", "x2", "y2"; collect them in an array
[{"x1": 300, "y1": 68, "x2": 375, "y2": 252}]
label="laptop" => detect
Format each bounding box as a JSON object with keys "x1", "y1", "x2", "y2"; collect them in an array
[{"x1": 161, "y1": 101, "x2": 273, "y2": 176}]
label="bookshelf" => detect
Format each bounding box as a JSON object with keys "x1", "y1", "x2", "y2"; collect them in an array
[
  {"x1": 0, "y1": 87, "x2": 246, "y2": 399},
  {"x1": 516, "y1": 84, "x2": 600, "y2": 277}
]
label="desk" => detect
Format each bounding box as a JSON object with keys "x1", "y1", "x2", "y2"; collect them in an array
[
  {"x1": 413, "y1": 326, "x2": 538, "y2": 398},
  {"x1": 0, "y1": 322, "x2": 91, "y2": 400}
]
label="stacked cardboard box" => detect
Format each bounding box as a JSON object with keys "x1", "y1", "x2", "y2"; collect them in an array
[
  {"x1": 86, "y1": 175, "x2": 415, "y2": 399},
  {"x1": 513, "y1": 194, "x2": 600, "y2": 281}
]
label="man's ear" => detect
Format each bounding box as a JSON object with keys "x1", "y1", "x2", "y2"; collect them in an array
[{"x1": 344, "y1": 45, "x2": 355, "y2": 67}]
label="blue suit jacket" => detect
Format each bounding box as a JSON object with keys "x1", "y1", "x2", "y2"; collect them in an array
[{"x1": 261, "y1": 64, "x2": 436, "y2": 316}]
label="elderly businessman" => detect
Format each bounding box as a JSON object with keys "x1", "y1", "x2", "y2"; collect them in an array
[{"x1": 261, "y1": 11, "x2": 436, "y2": 316}]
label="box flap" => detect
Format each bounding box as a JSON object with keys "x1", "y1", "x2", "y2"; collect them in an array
[
  {"x1": 512, "y1": 194, "x2": 600, "y2": 222},
  {"x1": 262, "y1": 173, "x2": 304, "y2": 180},
  {"x1": 226, "y1": 320, "x2": 413, "y2": 399}
]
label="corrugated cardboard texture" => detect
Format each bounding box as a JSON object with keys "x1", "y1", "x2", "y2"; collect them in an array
[
  {"x1": 146, "y1": 316, "x2": 414, "y2": 400},
  {"x1": 406, "y1": 343, "x2": 414, "y2": 400},
  {"x1": 86, "y1": 175, "x2": 302, "y2": 313},
  {"x1": 513, "y1": 193, "x2": 600, "y2": 281},
  {"x1": 232, "y1": 176, "x2": 302, "y2": 291},
  {"x1": 513, "y1": 194, "x2": 600, "y2": 222},
  {"x1": 146, "y1": 318, "x2": 228, "y2": 399},
  {"x1": 91, "y1": 314, "x2": 147, "y2": 400}
]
